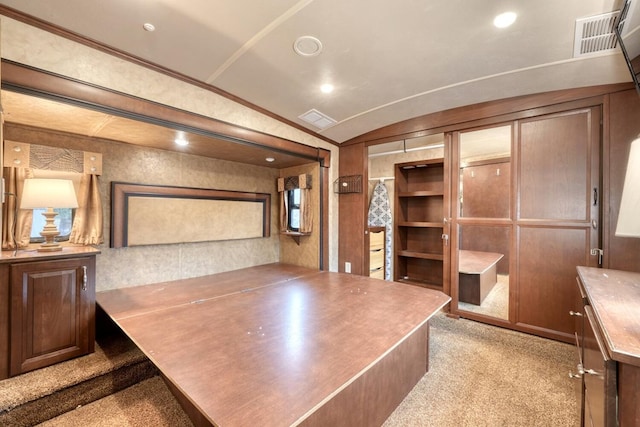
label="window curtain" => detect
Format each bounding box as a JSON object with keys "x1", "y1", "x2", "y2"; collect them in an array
[
  {"x1": 69, "y1": 173, "x2": 104, "y2": 245},
  {"x1": 277, "y1": 174, "x2": 312, "y2": 233},
  {"x1": 1, "y1": 167, "x2": 34, "y2": 249},
  {"x1": 2, "y1": 141, "x2": 104, "y2": 248}
]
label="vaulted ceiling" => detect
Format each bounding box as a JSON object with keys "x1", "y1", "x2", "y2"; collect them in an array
[{"x1": 0, "y1": 0, "x2": 634, "y2": 146}]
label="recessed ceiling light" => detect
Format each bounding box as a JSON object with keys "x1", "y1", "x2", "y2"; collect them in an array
[
  {"x1": 265, "y1": 157, "x2": 275, "y2": 163},
  {"x1": 493, "y1": 12, "x2": 517, "y2": 28},
  {"x1": 175, "y1": 138, "x2": 189, "y2": 146},
  {"x1": 143, "y1": 22, "x2": 156, "y2": 32},
  {"x1": 293, "y1": 36, "x2": 323, "y2": 57},
  {"x1": 320, "y1": 84, "x2": 334, "y2": 94}
]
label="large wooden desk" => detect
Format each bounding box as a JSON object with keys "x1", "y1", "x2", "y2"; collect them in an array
[
  {"x1": 97, "y1": 263, "x2": 450, "y2": 426},
  {"x1": 458, "y1": 250, "x2": 504, "y2": 305}
]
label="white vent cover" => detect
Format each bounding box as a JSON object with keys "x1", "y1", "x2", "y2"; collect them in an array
[
  {"x1": 298, "y1": 109, "x2": 337, "y2": 129},
  {"x1": 574, "y1": 11, "x2": 620, "y2": 57}
]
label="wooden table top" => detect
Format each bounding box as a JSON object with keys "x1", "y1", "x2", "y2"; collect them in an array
[
  {"x1": 0, "y1": 245, "x2": 100, "y2": 263},
  {"x1": 459, "y1": 250, "x2": 504, "y2": 274},
  {"x1": 577, "y1": 266, "x2": 640, "y2": 367},
  {"x1": 97, "y1": 263, "x2": 450, "y2": 426}
]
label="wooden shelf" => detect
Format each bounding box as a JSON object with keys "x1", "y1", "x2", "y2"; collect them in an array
[
  {"x1": 394, "y1": 158, "x2": 447, "y2": 290},
  {"x1": 397, "y1": 251, "x2": 443, "y2": 261},
  {"x1": 398, "y1": 190, "x2": 444, "y2": 198},
  {"x1": 397, "y1": 221, "x2": 443, "y2": 228},
  {"x1": 281, "y1": 231, "x2": 311, "y2": 245},
  {"x1": 396, "y1": 277, "x2": 444, "y2": 291}
]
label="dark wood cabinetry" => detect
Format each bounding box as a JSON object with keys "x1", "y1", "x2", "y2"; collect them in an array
[
  {"x1": 394, "y1": 159, "x2": 449, "y2": 292},
  {"x1": 0, "y1": 247, "x2": 98, "y2": 379},
  {"x1": 575, "y1": 267, "x2": 640, "y2": 427}
]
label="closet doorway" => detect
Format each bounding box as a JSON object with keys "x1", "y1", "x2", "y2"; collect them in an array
[
  {"x1": 451, "y1": 106, "x2": 602, "y2": 340},
  {"x1": 367, "y1": 134, "x2": 446, "y2": 281}
]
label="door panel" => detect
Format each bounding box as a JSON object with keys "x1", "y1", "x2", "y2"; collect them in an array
[
  {"x1": 10, "y1": 258, "x2": 91, "y2": 376},
  {"x1": 516, "y1": 107, "x2": 601, "y2": 339},
  {"x1": 517, "y1": 227, "x2": 591, "y2": 335},
  {"x1": 519, "y1": 111, "x2": 593, "y2": 221}
]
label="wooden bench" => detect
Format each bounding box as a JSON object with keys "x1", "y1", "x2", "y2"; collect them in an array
[{"x1": 459, "y1": 250, "x2": 504, "y2": 305}]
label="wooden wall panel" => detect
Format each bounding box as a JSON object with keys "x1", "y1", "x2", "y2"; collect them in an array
[
  {"x1": 607, "y1": 90, "x2": 640, "y2": 272},
  {"x1": 338, "y1": 143, "x2": 367, "y2": 275}
]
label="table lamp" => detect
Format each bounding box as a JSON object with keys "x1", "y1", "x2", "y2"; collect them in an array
[
  {"x1": 20, "y1": 178, "x2": 79, "y2": 252},
  {"x1": 616, "y1": 137, "x2": 640, "y2": 237}
]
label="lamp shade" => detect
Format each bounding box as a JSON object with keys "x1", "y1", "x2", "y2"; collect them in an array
[
  {"x1": 616, "y1": 138, "x2": 640, "y2": 237},
  {"x1": 20, "y1": 179, "x2": 79, "y2": 209}
]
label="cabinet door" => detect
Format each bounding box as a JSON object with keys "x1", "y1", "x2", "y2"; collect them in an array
[
  {"x1": 10, "y1": 257, "x2": 95, "y2": 376},
  {"x1": 516, "y1": 107, "x2": 601, "y2": 339}
]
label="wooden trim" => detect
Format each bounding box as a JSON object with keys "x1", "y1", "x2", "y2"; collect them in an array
[
  {"x1": 348, "y1": 84, "x2": 634, "y2": 146},
  {"x1": 0, "y1": 6, "x2": 338, "y2": 147},
  {"x1": 1, "y1": 60, "x2": 331, "y2": 165},
  {"x1": 110, "y1": 182, "x2": 271, "y2": 248}
]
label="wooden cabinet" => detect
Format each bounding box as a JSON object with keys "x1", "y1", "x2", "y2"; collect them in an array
[
  {"x1": 575, "y1": 267, "x2": 640, "y2": 427},
  {"x1": 368, "y1": 227, "x2": 385, "y2": 279},
  {"x1": 394, "y1": 159, "x2": 448, "y2": 291},
  {"x1": 0, "y1": 248, "x2": 98, "y2": 379}
]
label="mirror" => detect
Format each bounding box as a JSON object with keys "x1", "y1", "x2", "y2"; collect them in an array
[{"x1": 457, "y1": 125, "x2": 511, "y2": 320}]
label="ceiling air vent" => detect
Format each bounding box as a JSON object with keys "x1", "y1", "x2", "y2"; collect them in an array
[
  {"x1": 573, "y1": 11, "x2": 620, "y2": 57},
  {"x1": 298, "y1": 109, "x2": 337, "y2": 130}
]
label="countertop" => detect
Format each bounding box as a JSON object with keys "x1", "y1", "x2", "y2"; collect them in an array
[{"x1": 577, "y1": 266, "x2": 640, "y2": 367}]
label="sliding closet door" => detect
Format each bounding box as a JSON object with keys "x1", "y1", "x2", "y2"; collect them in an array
[{"x1": 516, "y1": 107, "x2": 601, "y2": 340}]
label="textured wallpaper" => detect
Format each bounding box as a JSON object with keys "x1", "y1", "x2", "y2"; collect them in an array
[{"x1": 5, "y1": 124, "x2": 283, "y2": 290}]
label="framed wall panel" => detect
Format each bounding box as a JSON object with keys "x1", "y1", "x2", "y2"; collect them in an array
[{"x1": 111, "y1": 182, "x2": 271, "y2": 248}]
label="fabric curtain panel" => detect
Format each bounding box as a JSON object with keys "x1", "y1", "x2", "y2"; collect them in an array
[
  {"x1": 279, "y1": 190, "x2": 289, "y2": 232},
  {"x1": 1, "y1": 167, "x2": 34, "y2": 249},
  {"x1": 277, "y1": 174, "x2": 312, "y2": 233},
  {"x1": 299, "y1": 188, "x2": 312, "y2": 233},
  {"x1": 70, "y1": 174, "x2": 104, "y2": 245}
]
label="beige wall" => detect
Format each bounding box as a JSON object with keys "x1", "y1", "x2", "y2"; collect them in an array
[
  {"x1": 6, "y1": 124, "x2": 283, "y2": 290},
  {"x1": 0, "y1": 16, "x2": 341, "y2": 275}
]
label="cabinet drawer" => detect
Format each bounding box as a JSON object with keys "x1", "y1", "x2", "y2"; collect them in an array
[
  {"x1": 370, "y1": 249, "x2": 384, "y2": 269},
  {"x1": 370, "y1": 267, "x2": 384, "y2": 280},
  {"x1": 369, "y1": 231, "x2": 384, "y2": 250},
  {"x1": 583, "y1": 305, "x2": 617, "y2": 427}
]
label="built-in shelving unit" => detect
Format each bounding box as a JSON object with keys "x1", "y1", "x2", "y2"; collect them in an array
[{"x1": 394, "y1": 159, "x2": 445, "y2": 291}]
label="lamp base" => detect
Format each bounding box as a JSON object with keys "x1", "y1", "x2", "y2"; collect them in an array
[
  {"x1": 36, "y1": 242, "x2": 63, "y2": 252},
  {"x1": 38, "y1": 208, "x2": 62, "y2": 252}
]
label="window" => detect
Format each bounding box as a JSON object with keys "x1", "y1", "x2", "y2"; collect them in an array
[
  {"x1": 30, "y1": 208, "x2": 74, "y2": 242},
  {"x1": 287, "y1": 189, "x2": 301, "y2": 232}
]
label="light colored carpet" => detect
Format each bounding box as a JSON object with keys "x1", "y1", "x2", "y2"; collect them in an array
[
  {"x1": 384, "y1": 312, "x2": 580, "y2": 427},
  {"x1": 38, "y1": 376, "x2": 194, "y2": 427},
  {"x1": 0, "y1": 333, "x2": 147, "y2": 412}
]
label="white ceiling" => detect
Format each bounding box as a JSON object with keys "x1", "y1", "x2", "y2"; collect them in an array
[{"x1": 0, "y1": 0, "x2": 634, "y2": 144}]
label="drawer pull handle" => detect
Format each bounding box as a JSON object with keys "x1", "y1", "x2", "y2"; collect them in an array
[
  {"x1": 82, "y1": 266, "x2": 87, "y2": 291},
  {"x1": 569, "y1": 310, "x2": 583, "y2": 317}
]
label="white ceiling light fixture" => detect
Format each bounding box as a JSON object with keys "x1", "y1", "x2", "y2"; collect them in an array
[
  {"x1": 293, "y1": 36, "x2": 323, "y2": 57},
  {"x1": 175, "y1": 137, "x2": 189, "y2": 146},
  {"x1": 143, "y1": 22, "x2": 155, "y2": 32},
  {"x1": 265, "y1": 157, "x2": 275, "y2": 163},
  {"x1": 320, "y1": 83, "x2": 334, "y2": 94},
  {"x1": 493, "y1": 12, "x2": 517, "y2": 28}
]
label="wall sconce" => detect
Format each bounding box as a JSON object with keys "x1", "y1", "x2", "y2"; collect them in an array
[
  {"x1": 20, "y1": 179, "x2": 78, "y2": 252},
  {"x1": 616, "y1": 138, "x2": 640, "y2": 237}
]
